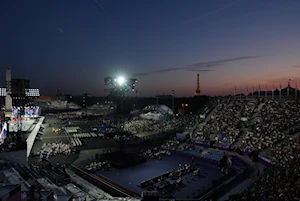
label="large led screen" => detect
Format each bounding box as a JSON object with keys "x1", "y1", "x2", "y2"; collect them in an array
[
  {"x1": 11, "y1": 107, "x2": 18, "y2": 117},
  {"x1": 32, "y1": 106, "x2": 39, "y2": 116},
  {"x1": 25, "y1": 107, "x2": 31, "y2": 117}
]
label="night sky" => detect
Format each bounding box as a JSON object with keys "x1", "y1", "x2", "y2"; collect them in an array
[{"x1": 1, "y1": 0, "x2": 300, "y2": 97}]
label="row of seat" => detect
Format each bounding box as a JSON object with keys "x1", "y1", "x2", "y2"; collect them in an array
[
  {"x1": 72, "y1": 132, "x2": 98, "y2": 138},
  {"x1": 65, "y1": 126, "x2": 80, "y2": 133},
  {"x1": 71, "y1": 138, "x2": 82, "y2": 147}
]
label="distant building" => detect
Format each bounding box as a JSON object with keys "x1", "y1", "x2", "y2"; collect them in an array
[{"x1": 0, "y1": 66, "x2": 40, "y2": 111}]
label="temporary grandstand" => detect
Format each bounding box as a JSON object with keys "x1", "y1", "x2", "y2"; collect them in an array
[
  {"x1": 86, "y1": 103, "x2": 116, "y2": 115},
  {"x1": 37, "y1": 100, "x2": 81, "y2": 110}
]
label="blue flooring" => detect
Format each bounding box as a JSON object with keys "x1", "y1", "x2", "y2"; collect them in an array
[{"x1": 95, "y1": 154, "x2": 223, "y2": 198}]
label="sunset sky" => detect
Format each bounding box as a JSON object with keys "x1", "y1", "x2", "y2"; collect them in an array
[{"x1": 1, "y1": 0, "x2": 300, "y2": 97}]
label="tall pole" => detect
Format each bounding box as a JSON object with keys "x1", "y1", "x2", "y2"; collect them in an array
[
  {"x1": 265, "y1": 84, "x2": 267, "y2": 98},
  {"x1": 252, "y1": 86, "x2": 254, "y2": 99},
  {"x1": 258, "y1": 84, "x2": 261, "y2": 98},
  {"x1": 287, "y1": 83, "x2": 289, "y2": 98},
  {"x1": 296, "y1": 82, "x2": 298, "y2": 100},
  {"x1": 272, "y1": 84, "x2": 274, "y2": 100},
  {"x1": 287, "y1": 80, "x2": 290, "y2": 99},
  {"x1": 239, "y1": 86, "x2": 242, "y2": 100},
  {"x1": 156, "y1": 91, "x2": 159, "y2": 105},
  {"x1": 172, "y1": 90, "x2": 175, "y2": 113},
  {"x1": 279, "y1": 83, "x2": 282, "y2": 100},
  {"x1": 234, "y1": 86, "x2": 236, "y2": 100}
]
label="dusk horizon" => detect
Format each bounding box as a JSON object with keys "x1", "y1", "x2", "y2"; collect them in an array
[{"x1": 1, "y1": 0, "x2": 300, "y2": 97}]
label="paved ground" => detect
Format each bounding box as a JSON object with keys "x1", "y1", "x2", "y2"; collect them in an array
[{"x1": 31, "y1": 116, "x2": 69, "y2": 155}]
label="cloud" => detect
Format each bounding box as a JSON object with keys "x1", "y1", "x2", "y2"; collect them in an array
[
  {"x1": 293, "y1": 65, "x2": 300, "y2": 68},
  {"x1": 58, "y1": 28, "x2": 64, "y2": 33},
  {"x1": 133, "y1": 55, "x2": 266, "y2": 77}
]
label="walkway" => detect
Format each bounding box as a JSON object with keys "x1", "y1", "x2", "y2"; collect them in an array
[{"x1": 26, "y1": 116, "x2": 45, "y2": 158}]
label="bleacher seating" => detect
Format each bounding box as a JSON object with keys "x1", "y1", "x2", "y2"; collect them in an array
[
  {"x1": 65, "y1": 126, "x2": 80, "y2": 133},
  {"x1": 72, "y1": 132, "x2": 98, "y2": 138},
  {"x1": 239, "y1": 100, "x2": 300, "y2": 151},
  {"x1": 71, "y1": 138, "x2": 82, "y2": 147}
]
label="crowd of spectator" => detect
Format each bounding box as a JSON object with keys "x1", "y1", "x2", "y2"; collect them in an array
[
  {"x1": 124, "y1": 119, "x2": 164, "y2": 133},
  {"x1": 85, "y1": 161, "x2": 111, "y2": 173},
  {"x1": 240, "y1": 100, "x2": 258, "y2": 119},
  {"x1": 232, "y1": 136, "x2": 300, "y2": 201},
  {"x1": 39, "y1": 100, "x2": 81, "y2": 110},
  {"x1": 0, "y1": 133, "x2": 19, "y2": 152},
  {"x1": 39, "y1": 141, "x2": 72, "y2": 160},
  {"x1": 206, "y1": 100, "x2": 244, "y2": 134},
  {"x1": 86, "y1": 103, "x2": 116, "y2": 115},
  {"x1": 192, "y1": 100, "x2": 245, "y2": 149},
  {"x1": 240, "y1": 100, "x2": 300, "y2": 151},
  {"x1": 161, "y1": 139, "x2": 180, "y2": 150},
  {"x1": 123, "y1": 118, "x2": 184, "y2": 134},
  {"x1": 140, "y1": 146, "x2": 171, "y2": 159},
  {"x1": 113, "y1": 133, "x2": 140, "y2": 142}
]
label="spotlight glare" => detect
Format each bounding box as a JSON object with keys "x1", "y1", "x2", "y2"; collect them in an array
[{"x1": 117, "y1": 77, "x2": 125, "y2": 85}]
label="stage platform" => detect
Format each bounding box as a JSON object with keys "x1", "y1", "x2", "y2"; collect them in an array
[
  {"x1": 8, "y1": 119, "x2": 36, "y2": 132},
  {"x1": 102, "y1": 151, "x2": 146, "y2": 169}
]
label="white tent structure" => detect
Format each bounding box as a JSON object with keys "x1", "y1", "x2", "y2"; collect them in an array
[{"x1": 140, "y1": 104, "x2": 174, "y2": 121}]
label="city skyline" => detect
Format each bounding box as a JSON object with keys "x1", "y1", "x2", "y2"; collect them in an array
[{"x1": 1, "y1": 0, "x2": 300, "y2": 97}]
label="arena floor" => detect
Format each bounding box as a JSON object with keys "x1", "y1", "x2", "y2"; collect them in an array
[
  {"x1": 95, "y1": 153, "x2": 223, "y2": 199},
  {"x1": 31, "y1": 116, "x2": 117, "y2": 154}
]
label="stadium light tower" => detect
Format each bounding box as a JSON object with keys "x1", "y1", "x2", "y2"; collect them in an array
[
  {"x1": 104, "y1": 75, "x2": 137, "y2": 114},
  {"x1": 104, "y1": 76, "x2": 137, "y2": 96}
]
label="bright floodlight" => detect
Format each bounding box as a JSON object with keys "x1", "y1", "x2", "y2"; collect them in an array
[{"x1": 117, "y1": 77, "x2": 125, "y2": 85}]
